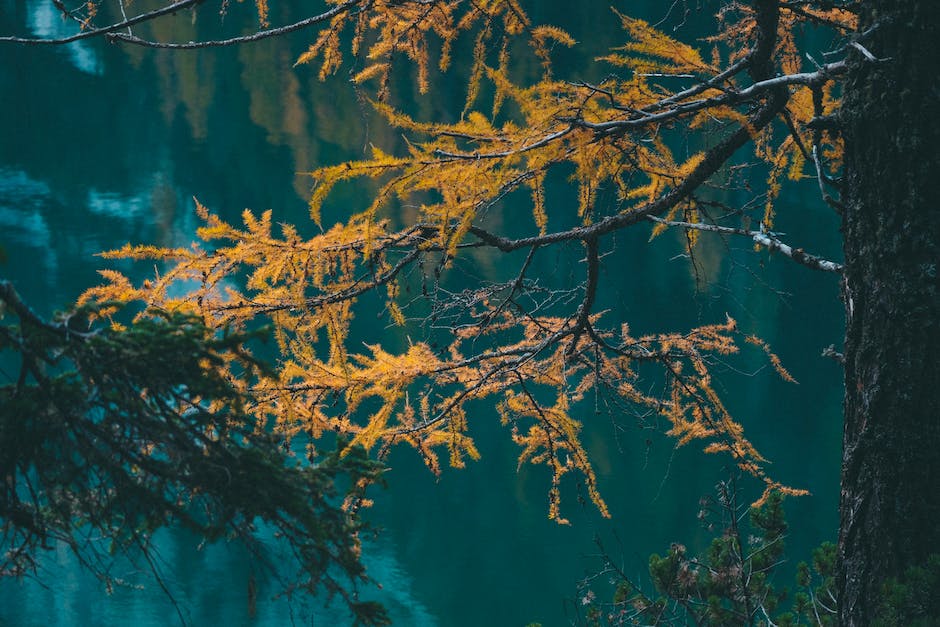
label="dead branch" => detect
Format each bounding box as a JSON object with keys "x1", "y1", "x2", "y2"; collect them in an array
[
  {"x1": 646, "y1": 215, "x2": 844, "y2": 273},
  {"x1": 0, "y1": 0, "x2": 202, "y2": 45}
]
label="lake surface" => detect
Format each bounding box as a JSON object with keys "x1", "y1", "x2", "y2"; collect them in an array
[{"x1": 0, "y1": 2, "x2": 844, "y2": 625}]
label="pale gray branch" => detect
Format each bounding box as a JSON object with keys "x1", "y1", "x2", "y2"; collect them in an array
[
  {"x1": 646, "y1": 215, "x2": 844, "y2": 273},
  {"x1": 568, "y1": 61, "x2": 847, "y2": 134},
  {"x1": 0, "y1": 0, "x2": 200, "y2": 45}
]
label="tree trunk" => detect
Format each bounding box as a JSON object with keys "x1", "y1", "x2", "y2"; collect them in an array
[{"x1": 839, "y1": 1, "x2": 940, "y2": 624}]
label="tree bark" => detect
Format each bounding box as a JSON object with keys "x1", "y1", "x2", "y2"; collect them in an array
[{"x1": 839, "y1": 1, "x2": 940, "y2": 624}]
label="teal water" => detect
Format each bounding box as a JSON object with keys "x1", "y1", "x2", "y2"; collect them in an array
[{"x1": 0, "y1": 2, "x2": 844, "y2": 625}]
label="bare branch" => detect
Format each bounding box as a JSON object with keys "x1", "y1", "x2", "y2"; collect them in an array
[
  {"x1": 646, "y1": 215, "x2": 844, "y2": 273},
  {"x1": 822, "y1": 344, "x2": 845, "y2": 364},
  {"x1": 0, "y1": 0, "x2": 202, "y2": 45},
  {"x1": 0, "y1": 0, "x2": 364, "y2": 50},
  {"x1": 106, "y1": 0, "x2": 363, "y2": 49},
  {"x1": 649, "y1": 55, "x2": 752, "y2": 110}
]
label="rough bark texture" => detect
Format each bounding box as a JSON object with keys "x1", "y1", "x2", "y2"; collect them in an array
[{"x1": 839, "y1": 1, "x2": 940, "y2": 624}]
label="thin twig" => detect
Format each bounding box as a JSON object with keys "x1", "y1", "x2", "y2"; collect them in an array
[{"x1": 107, "y1": 0, "x2": 362, "y2": 49}]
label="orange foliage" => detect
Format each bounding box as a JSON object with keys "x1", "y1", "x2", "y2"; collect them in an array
[{"x1": 82, "y1": 0, "x2": 852, "y2": 519}]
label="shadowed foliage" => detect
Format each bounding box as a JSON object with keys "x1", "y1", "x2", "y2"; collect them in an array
[{"x1": 0, "y1": 281, "x2": 388, "y2": 625}]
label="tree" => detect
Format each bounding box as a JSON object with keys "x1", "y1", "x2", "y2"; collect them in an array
[
  {"x1": 2, "y1": 0, "x2": 937, "y2": 624},
  {"x1": 839, "y1": 2, "x2": 940, "y2": 623}
]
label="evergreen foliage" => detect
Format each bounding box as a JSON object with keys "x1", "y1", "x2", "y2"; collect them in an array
[
  {"x1": 577, "y1": 482, "x2": 838, "y2": 626},
  {"x1": 0, "y1": 281, "x2": 388, "y2": 625},
  {"x1": 873, "y1": 555, "x2": 940, "y2": 627}
]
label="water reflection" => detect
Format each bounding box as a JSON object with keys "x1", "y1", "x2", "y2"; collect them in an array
[
  {"x1": 25, "y1": 1, "x2": 103, "y2": 75},
  {"x1": 1, "y1": 535, "x2": 437, "y2": 626},
  {"x1": 0, "y1": 169, "x2": 53, "y2": 245}
]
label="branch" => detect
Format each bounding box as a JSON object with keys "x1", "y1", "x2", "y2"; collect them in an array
[
  {"x1": 219, "y1": 247, "x2": 423, "y2": 315},
  {"x1": 647, "y1": 56, "x2": 752, "y2": 111},
  {"x1": 0, "y1": 280, "x2": 96, "y2": 338},
  {"x1": 0, "y1": 0, "x2": 202, "y2": 45},
  {"x1": 106, "y1": 0, "x2": 362, "y2": 49},
  {"x1": 432, "y1": 125, "x2": 574, "y2": 160},
  {"x1": 822, "y1": 344, "x2": 845, "y2": 364},
  {"x1": 480, "y1": 244, "x2": 540, "y2": 329},
  {"x1": 469, "y1": 84, "x2": 790, "y2": 252},
  {"x1": 567, "y1": 236, "x2": 599, "y2": 356},
  {"x1": 393, "y1": 324, "x2": 577, "y2": 435},
  {"x1": 811, "y1": 146, "x2": 845, "y2": 213},
  {"x1": 564, "y1": 61, "x2": 846, "y2": 136},
  {"x1": 0, "y1": 0, "x2": 364, "y2": 50},
  {"x1": 808, "y1": 83, "x2": 846, "y2": 212},
  {"x1": 646, "y1": 216, "x2": 844, "y2": 273}
]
